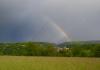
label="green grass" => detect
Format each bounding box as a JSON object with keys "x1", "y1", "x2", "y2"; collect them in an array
[{"x1": 0, "y1": 56, "x2": 100, "y2": 70}]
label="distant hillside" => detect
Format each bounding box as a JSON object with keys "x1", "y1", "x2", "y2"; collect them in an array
[
  {"x1": 58, "y1": 40, "x2": 100, "y2": 48},
  {"x1": 0, "y1": 42, "x2": 56, "y2": 47}
]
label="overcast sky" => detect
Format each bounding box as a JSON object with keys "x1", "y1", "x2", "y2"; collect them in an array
[{"x1": 0, "y1": 0, "x2": 100, "y2": 43}]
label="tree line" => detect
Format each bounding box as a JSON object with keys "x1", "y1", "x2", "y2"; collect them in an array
[{"x1": 0, "y1": 42, "x2": 100, "y2": 57}]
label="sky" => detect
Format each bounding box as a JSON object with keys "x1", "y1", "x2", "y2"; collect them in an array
[{"x1": 0, "y1": 0, "x2": 100, "y2": 43}]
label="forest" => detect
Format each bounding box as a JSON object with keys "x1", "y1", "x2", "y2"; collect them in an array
[{"x1": 0, "y1": 42, "x2": 100, "y2": 57}]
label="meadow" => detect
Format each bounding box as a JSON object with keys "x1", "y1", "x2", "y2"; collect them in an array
[{"x1": 0, "y1": 56, "x2": 100, "y2": 70}]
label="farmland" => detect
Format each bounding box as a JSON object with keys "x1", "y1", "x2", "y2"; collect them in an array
[{"x1": 0, "y1": 56, "x2": 100, "y2": 70}]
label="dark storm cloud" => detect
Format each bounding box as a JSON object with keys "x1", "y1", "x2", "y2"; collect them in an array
[{"x1": 0, "y1": 0, "x2": 100, "y2": 43}]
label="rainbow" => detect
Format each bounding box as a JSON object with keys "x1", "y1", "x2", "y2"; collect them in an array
[{"x1": 43, "y1": 16, "x2": 71, "y2": 42}]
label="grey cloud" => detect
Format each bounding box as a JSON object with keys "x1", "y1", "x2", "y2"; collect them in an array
[{"x1": 0, "y1": 0, "x2": 100, "y2": 43}]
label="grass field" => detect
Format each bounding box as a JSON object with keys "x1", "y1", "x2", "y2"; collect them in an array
[{"x1": 0, "y1": 56, "x2": 100, "y2": 70}]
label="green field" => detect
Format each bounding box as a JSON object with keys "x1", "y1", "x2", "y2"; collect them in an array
[{"x1": 0, "y1": 56, "x2": 100, "y2": 70}]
